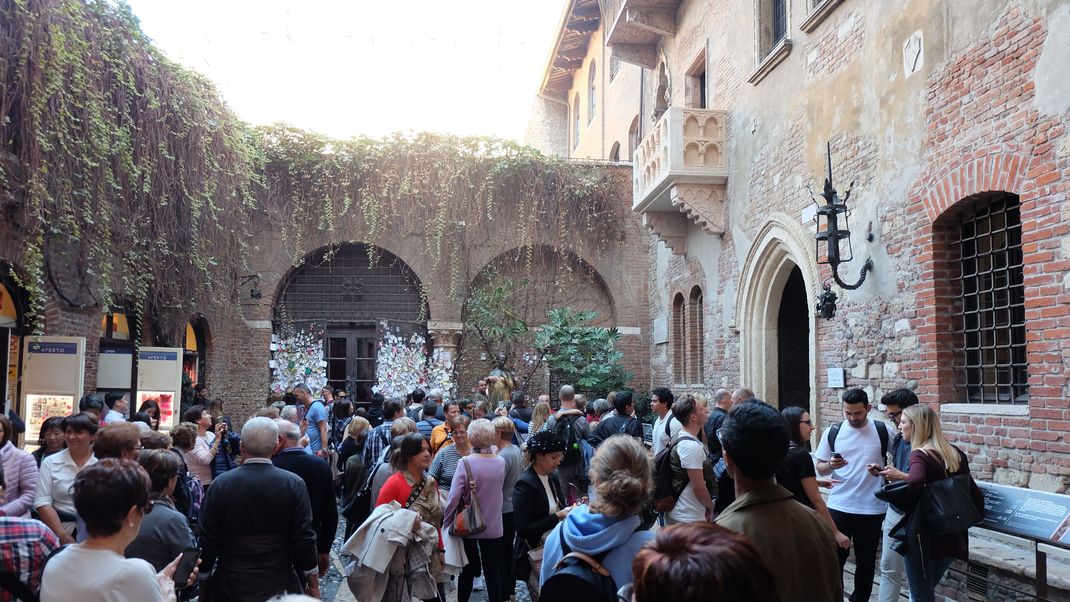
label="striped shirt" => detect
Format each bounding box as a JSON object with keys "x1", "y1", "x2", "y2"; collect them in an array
[{"x1": 430, "y1": 445, "x2": 464, "y2": 491}]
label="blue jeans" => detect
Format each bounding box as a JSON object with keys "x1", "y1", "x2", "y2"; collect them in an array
[{"x1": 904, "y1": 554, "x2": 954, "y2": 602}]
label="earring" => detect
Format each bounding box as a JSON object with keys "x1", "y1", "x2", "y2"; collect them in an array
[{"x1": 129, "y1": 522, "x2": 135, "y2": 528}]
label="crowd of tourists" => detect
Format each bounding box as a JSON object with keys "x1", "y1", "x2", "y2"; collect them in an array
[{"x1": 0, "y1": 379, "x2": 984, "y2": 602}]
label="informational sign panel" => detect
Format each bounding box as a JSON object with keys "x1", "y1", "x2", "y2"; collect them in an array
[
  {"x1": 979, "y1": 482, "x2": 1070, "y2": 547},
  {"x1": 136, "y1": 347, "x2": 182, "y2": 430},
  {"x1": 97, "y1": 345, "x2": 134, "y2": 390},
  {"x1": 20, "y1": 336, "x2": 85, "y2": 446}
]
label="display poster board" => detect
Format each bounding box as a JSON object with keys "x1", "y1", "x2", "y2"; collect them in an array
[
  {"x1": 978, "y1": 482, "x2": 1070, "y2": 547},
  {"x1": 136, "y1": 347, "x2": 182, "y2": 430},
  {"x1": 97, "y1": 345, "x2": 134, "y2": 390},
  {"x1": 20, "y1": 336, "x2": 85, "y2": 446},
  {"x1": 6, "y1": 332, "x2": 18, "y2": 411}
]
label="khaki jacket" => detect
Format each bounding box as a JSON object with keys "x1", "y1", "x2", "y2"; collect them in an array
[{"x1": 716, "y1": 482, "x2": 842, "y2": 602}]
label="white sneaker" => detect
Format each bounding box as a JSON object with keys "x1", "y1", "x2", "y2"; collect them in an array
[{"x1": 474, "y1": 576, "x2": 485, "y2": 591}]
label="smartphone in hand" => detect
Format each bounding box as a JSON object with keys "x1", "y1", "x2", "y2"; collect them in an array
[{"x1": 173, "y1": 547, "x2": 201, "y2": 587}]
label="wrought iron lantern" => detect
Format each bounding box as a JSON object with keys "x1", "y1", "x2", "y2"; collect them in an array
[{"x1": 812, "y1": 142, "x2": 873, "y2": 319}]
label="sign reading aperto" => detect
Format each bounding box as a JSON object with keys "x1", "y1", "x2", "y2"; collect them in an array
[{"x1": 28, "y1": 342, "x2": 78, "y2": 355}]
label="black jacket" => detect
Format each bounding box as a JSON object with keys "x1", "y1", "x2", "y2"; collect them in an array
[
  {"x1": 512, "y1": 467, "x2": 566, "y2": 578},
  {"x1": 588, "y1": 414, "x2": 643, "y2": 448},
  {"x1": 198, "y1": 461, "x2": 318, "y2": 602},
  {"x1": 273, "y1": 449, "x2": 340, "y2": 555}
]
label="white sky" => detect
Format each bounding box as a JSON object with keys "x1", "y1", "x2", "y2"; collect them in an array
[{"x1": 123, "y1": 0, "x2": 568, "y2": 141}]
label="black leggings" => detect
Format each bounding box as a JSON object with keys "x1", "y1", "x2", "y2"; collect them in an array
[{"x1": 459, "y1": 537, "x2": 503, "y2": 602}]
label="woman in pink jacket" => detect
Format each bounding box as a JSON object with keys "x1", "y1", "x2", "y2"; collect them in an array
[{"x1": 0, "y1": 414, "x2": 39, "y2": 517}]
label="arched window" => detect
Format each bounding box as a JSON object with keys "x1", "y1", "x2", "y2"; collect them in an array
[
  {"x1": 689, "y1": 286, "x2": 704, "y2": 384},
  {"x1": 588, "y1": 61, "x2": 597, "y2": 124},
  {"x1": 940, "y1": 193, "x2": 1027, "y2": 404},
  {"x1": 98, "y1": 308, "x2": 137, "y2": 394},
  {"x1": 627, "y1": 116, "x2": 640, "y2": 161},
  {"x1": 672, "y1": 294, "x2": 686, "y2": 384},
  {"x1": 183, "y1": 315, "x2": 209, "y2": 385},
  {"x1": 573, "y1": 94, "x2": 581, "y2": 150},
  {"x1": 609, "y1": 142, "x2": 621, "y2": 162}
]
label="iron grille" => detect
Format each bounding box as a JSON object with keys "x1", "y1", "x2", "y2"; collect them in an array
[
  {"x1": 966, "y1": 562, "x2": 989, "y2": 600},
  {"x1": 951, "y1": 194, "x2": 1028, "y2": 404},
  {"x1": 277, "y1": 245, "x2": 426, "y2": 325}
]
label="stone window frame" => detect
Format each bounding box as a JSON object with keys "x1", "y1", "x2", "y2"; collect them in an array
[
  {"x1": 588, "y1": 61, "x2": 597, "y2": 125},
  {"x1": 747, "y1": 0, "x2": 793, "y2": 85},
  {"x1": 799, "y1": 0, "x2": 845, "y2": 33},
  {"x1": 572, "y1": 94, "x2": 581, "y2": 150}
]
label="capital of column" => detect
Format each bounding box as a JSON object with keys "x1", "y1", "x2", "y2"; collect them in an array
[{"x1": 427, "y1": 321, "x2": 464, "y2": 358}]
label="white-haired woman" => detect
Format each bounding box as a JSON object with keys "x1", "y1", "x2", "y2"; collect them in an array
[
  {"x1": 442, "y1": 419, "x2": 506, "y2": 602},
  {"x1": 899, "y1": 404, "x2": 983, "y2": 602}
]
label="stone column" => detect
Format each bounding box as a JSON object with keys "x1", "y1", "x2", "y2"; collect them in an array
[{"x1": 426, "y1": 321, "x2": 464, "y2": 360}]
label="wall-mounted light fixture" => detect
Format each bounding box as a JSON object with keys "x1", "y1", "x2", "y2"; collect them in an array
[
  {"x1": 812, "y1": 142, "x2": 873, "y2": 319},
  {"x1": 233, "y1": 274, "x2": 261, "y2": 302}
]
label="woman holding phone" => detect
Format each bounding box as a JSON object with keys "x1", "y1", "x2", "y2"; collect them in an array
[{"x1": 39, "y1": 458, "x2": 198, "y2": 602}]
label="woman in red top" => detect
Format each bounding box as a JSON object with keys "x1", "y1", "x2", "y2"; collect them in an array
[
  {"x1": 376, "y1": 433, "x2": 443, "y2": 601},
  {"x1": 900, "y1": 404, "x2": 984, "y2": 602}
]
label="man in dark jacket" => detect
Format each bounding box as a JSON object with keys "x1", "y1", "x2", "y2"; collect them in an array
[
  {"x1": 198, "y1": 417, "x2": 319, "y2": 601},
  {"x1": 272, "y1": 418, "x2": 339, "y2": 577},
  {"x1": 587, "y1": 390, "x2": 643, "y2": 447}
]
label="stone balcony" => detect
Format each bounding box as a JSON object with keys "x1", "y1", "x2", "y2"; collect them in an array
[
  {"x1": 633, "y1": 107, "x2": 728, "y2": 255},
  {"x1": 604, "y1": 0, "x2": 681, "y2": 68}
]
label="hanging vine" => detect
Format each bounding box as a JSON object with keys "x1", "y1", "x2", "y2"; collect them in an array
[
  {"x1": 0, "y1": 0, "x2": 261, "y2": 333},
  {"x1": 0, "y1": 0, "x2": 630, "y2": 342}
]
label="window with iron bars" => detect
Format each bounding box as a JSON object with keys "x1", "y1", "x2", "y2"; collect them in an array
[
  {"x1": 951, "y1": 194, "x2": 1028, "y2": 404},
  {"x1": 759, "y1": 0, "x2": 789, "y2": 59}
]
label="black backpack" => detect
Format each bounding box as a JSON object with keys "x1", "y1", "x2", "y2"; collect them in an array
[
  {"x1": 553, "y1": 414, "x2": 583, "y2": 467},
  {"x1": 650, "y1": 435, "x2": 696, "y2": 512},
  {"x1": 540, "y1": 528, "x2": 618, "y2": 602}
]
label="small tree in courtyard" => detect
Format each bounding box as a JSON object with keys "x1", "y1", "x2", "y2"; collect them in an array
[{"x1": 536, "y1": 308, "x2": 632, "y2": 397}]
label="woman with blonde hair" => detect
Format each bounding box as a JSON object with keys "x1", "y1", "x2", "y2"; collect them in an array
[
  {"x1": 539, "y1": 435, "x2": 654, "y2": 595},
  {"x1": 528, "y1": 401, "x2": 552, "y2": 435},
  {"x1": 899, "y1": 404, "x2": 983, "y2": 602}
]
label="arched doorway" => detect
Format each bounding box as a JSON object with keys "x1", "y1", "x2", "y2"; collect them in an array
[
  {"x1": 777, "y1": 266, "x2": 809, "y2": 408},
  {"x1": 0, "y1": 263, "x2": 31, "y2": 412},
  {"x1": 275, "y1": 244, "x2": 427, "y2": 405},
  {"x1": 183, "y1": 315, "x2": 209, "y2": 386},
  {"x1": 736, "y1": 214, "x2": 820, "y2": 412}
]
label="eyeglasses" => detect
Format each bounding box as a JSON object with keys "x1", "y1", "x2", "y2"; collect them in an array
[
  {"x1": 887, "y1": 411, "x2": 902, "y2": 420},
  {"x1": 800, "y1": 420, "x2": 812, "y2": 425}
]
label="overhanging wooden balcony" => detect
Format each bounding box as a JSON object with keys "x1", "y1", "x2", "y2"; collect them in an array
[
  {"x1": 633, "y1": 107, "x2": 728, "y2": 255},
  {"x1": 604, "y1": 0, "x2": 681, "y2": 68}
]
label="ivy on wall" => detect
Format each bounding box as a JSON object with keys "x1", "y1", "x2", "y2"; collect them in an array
[
  {"x1": 0, "y1": 0, "x2": 630, "y2": 341},
  {"x1": 0, "y1": 0, "x2": 261, "y2": 334}
]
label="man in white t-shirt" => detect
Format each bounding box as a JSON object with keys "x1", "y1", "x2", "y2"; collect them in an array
[
  {"x1": 667, "y1": 394, "x2": 715, "y2": 524},
  {"x1": 650, "y1": 387, "x2": 682, "y2": 455},
  {"x1": 815, "y1": 388, "x2": 888, "y2": 602}
]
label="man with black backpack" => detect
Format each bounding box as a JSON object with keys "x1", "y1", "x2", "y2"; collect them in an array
[
  {"x1": 587, "y1": 391, "x2": 642, "y2": 448},
  {"x1": 658, "y1": 394, "x2": 715, "y2": 524},
  {"x1": 542, "y1": 385, "x2": 590, "y2": 495},
  {"x1": 814, "y1": 388, "x2": 889, "y2": 602}
]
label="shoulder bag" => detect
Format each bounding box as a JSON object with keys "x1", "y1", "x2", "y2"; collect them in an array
[
  {"x1": 449, "y1": 457, "x2": 487, "y2": 537},
  {"x1": 921, "y1": 451, "x2": 983, "y2": 536}
]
